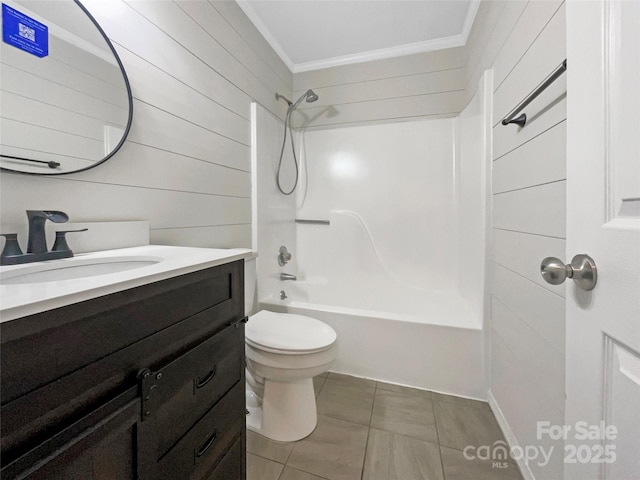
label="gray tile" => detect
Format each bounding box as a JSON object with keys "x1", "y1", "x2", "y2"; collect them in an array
[
  {"x1": 316, "y1": 378, "x2": 375, "y2": 426},
  {"x1": 247, "y1": 453, "x2": 284, "y2": 480},
  {"x1": 362, "y1": 428, "x2": 444, "y2": 480},
  {"x1": 432, "y1": 391, "x2": 490, "y2": 410},
  {"x1": 279, "y1": 466, "x2": 328, "y2": 480},
  {"x1": 370, "y1": 389, "x2": 438, "y2": 443},
  {"x1": 440, "y1": 446, "x2": 524, "y2": 480},
  {"x1": 247, "y1": 430, "x2": 294, "y2": 464},
  {"x1": 286, "y1": 415, "x2": 369, "y2": 480},
  {"x1": 376, "y1": 381, "x2": 433, "y2": 400},
  {"x1": 313, "y1": 375, "x2": 326, "y2": 398},
  {"x1": 434, "y1": 401, "x2": 505, "y2": 451},
  {"x1": 327, "y1": 372, "x2": 376, "y2": 388}
]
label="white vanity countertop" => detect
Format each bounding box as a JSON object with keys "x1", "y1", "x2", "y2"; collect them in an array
[{"x1": 0, "y1": 245, "x2": 254, "y2": 323}]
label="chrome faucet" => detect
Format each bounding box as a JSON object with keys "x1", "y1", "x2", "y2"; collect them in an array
[
  {"x1": 280, "y1": 273, "x2": 297, "y2": 281},
  {"x1": 27, "y1": 210, "x2": 69, "y2": 253}
]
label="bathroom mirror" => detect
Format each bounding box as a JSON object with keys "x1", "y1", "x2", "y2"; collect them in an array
[{"x1": 0, "y1": 0, "x2": 133, "y2": 175}]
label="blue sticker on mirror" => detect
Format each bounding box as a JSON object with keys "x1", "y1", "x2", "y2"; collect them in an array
[{"x1": 2, "y1": 3, "x2": 48, "y2": 58}]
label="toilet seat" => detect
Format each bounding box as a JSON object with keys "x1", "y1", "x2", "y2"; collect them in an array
[{"x1": 247, "y1": 310, "x2": 337, "y2": 355}]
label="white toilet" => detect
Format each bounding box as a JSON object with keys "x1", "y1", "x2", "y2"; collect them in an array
[{"x1": 245, "y1": 310, "x2": 337, "y2": 442}]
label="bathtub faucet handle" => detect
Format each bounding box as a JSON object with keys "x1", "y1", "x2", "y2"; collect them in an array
[
  {"x1": 280, "y1": 273, "x2": 297, "y2": 281},
  {"x1": 278, "y1": 246, "x2": 292, "y2": 266}
]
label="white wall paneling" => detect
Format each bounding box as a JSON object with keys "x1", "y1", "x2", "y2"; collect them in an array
[
  {"x1": 492, "y1": 229, "x2": 566, "y2": 296},
  {"x1": 492, "y1": 296, "x2": 565, "y2": 412},
  {"x1": 123, "y1": 0, "x2": 287, "y2": 120},
  {"x1": 127, "y1": 100, "x2": 250, "y2": 172},
  {"x1": 1, "y1": 0, "x2": 292, "y2": 250},
  {"x1": 176, "y1": 1, "x2": 292, "y2": 94},
  {"x1": 209, "y1": 0, "x2": 292, "y2": 91},
  {"x1": 493, "y1": 181, "x2": 566, "y2": 238},
  {"x1": 114, "y1": 47, "x2": 250, "y2": 146},
  {"x1": 463, "y1": 0, "x2": 508, "y2": 95},
  {"x1": 492, "y1": 1, "x2": 564, "y2": 91},
  {"x1": 492, "y1": 5, "x2": 566, "y2": 125},
  {"x1": 491, "y1": 262, "x2": 565, "y2": 354},
  {"x1": 293, "y1": 68, "x2": 465, "y2": 111},
  {"x1": 461, "y1": 2, "x2": 568, "y2": 478},
  {"x1": 80, "y1": 0, "x2": 254, "y2": 119},
  {"x1": 293, "y1": 47, "x2": 467, "y2": 127},
  {"x1": 294, "y1": 46, "x2": 466, "y2": 91},
  {"x1": 70, "y1": 142, "x2": 251, "y2": 199},
  {"x1": 493, "y1": 121, "x2": 566, "y2": 194},
  {"x1": 491, "y1": 332, "x2": 565, "y2": 480},
  {"x1": 1, "y1": 174, "x2": 250, "y2": 229},
  {"x1": 294, "y1": 91, "x2": 465, "y2": 129}
]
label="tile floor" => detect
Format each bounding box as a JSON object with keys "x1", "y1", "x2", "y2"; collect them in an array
[{"x1": 247, "y1": 372, "x2": 524, "y2": 480}]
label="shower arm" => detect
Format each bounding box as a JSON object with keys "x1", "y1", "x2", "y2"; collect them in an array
[{"x1": 275, "y1": 93, "x2": 292, "y2": 106}]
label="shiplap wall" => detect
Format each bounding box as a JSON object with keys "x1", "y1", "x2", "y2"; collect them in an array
[
  {"x1": 465, "y1": 2, "x2": 567, "y2": 479},
  {"x1": 291, "y1": 46, "x2": 468, "y2": 128},
  {"x1": 0, "y1": 0, "x2": 292, "y2": 249}
]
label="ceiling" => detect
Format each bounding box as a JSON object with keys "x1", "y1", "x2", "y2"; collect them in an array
[{"x1": 237, "y1": 0, "x2": 479, "y2": 73}]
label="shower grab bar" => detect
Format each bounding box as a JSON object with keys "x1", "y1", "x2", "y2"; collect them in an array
[
  {"x1": 295, "y1": 219, "x2": 330, "y2": 225},
  {"x1": 501, "y1": 59, "x2": 567, "y2": 128}
]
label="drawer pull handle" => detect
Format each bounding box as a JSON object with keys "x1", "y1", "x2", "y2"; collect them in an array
[
  {"x1": 194, "y1": 366, "x2": 217, "y2": 390},
  {"x1": 196, "y1": 430, "x2": 217, "y2": 458}
]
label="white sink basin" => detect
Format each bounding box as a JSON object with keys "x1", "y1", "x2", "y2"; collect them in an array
[{"x1": 0, "y1": 256, "x2": 163, "y2": 285}]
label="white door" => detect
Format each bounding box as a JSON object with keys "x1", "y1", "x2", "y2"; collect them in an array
[{"x1": 565, "y1": 1, "x2": 640, "y2": 479}]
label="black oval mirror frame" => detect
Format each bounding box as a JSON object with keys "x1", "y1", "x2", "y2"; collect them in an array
[{"x1": 0, "y1": 0, "x2": 133, "y2": 176}]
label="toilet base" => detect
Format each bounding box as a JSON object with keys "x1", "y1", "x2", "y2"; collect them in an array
[{"x1": 246, "y1": 377, "x2": 317, "y2": 442}]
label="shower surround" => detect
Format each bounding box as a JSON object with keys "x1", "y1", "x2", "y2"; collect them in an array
[{"x1": 251, "y1": 72, "x2": 492, "y2": 399}]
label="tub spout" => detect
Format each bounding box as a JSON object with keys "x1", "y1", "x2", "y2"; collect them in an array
[{"x1": 280, "y1": 273, "x2": 297, "y2": 281}]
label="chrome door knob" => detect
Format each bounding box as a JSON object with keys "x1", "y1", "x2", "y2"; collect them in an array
[{"x1": 540, "y1": 254, "x2": 598, "y2": 291}]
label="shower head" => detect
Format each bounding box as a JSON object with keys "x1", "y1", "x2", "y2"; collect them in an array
[
  {"x1": 305, "y1": 90, "x2": 319, "y2": 103},
  {"x1": 290, "y1": 89, "x2": 319, "y2": 110}
]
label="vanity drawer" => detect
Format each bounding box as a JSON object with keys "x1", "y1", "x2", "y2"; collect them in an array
[
  {"x1": 157, "y1": 382, "x2": 245, "y2": 480},
  {"x1": 149, "y1": 321, "x2": 245, "y2": 458},
  {"x1": 200, "y1": 433, "x2": 245, "y2": 480}
]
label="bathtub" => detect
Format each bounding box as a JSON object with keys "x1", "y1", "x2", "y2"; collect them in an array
[{"x1": 259, "y1": 280, "x2": 487, "y2": 400}]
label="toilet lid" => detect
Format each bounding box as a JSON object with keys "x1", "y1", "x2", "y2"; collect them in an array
[{"x1": 246, "y1": 310, "x2": 337, "y2": 353}]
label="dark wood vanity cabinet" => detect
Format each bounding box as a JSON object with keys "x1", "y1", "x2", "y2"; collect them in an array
[{"x1": 0, "y1": 259, "x2": 246, "y2": 480}]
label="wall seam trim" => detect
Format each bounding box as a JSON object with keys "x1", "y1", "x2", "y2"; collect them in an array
[
  {"x1": 112, "y1": 41, "x2": 250, "y2": 121},
  {"x1": 493, "y1": 179, "x2": 566, "y2": 196},
  {"x1": 492, "y1": 119, "x2": 566, "y2": 160}
]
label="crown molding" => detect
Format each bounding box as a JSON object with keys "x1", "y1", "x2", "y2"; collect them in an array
[
  {"x1": 293, "y1": 34, "x2": 466, "y2": 73},
  {"x1": 461, "y1": 0, "x2": 481, "y2": 44},
  {"x1": 235, "y1": 0, "x2": 295, "y2": 72},
  {"x1": 237, "y1": 0, "x2": 481, "y2": 74}
]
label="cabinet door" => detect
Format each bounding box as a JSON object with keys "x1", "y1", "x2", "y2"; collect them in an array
[{"x1": 1, "y1": 390, "x2": 140, "y2": 480}]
